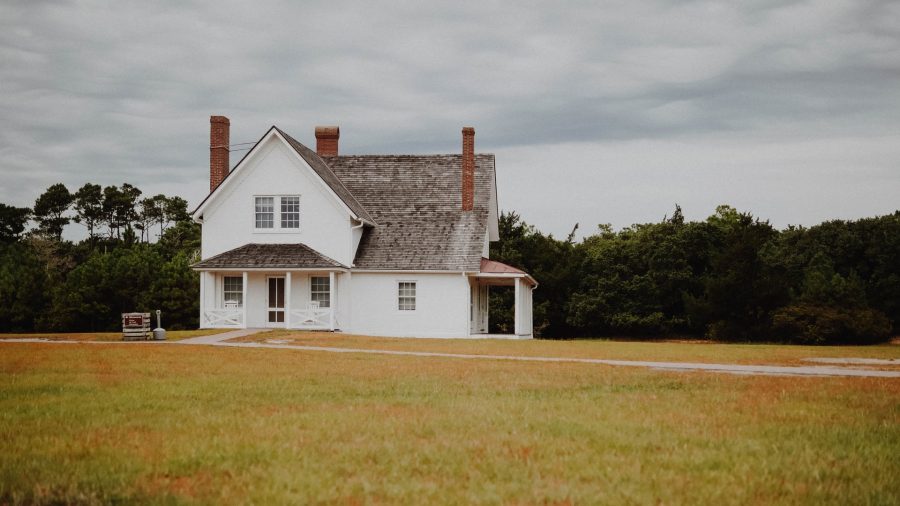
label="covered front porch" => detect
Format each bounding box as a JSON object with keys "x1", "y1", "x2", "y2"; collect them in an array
[
  {"x1": 193, "y1": 243, "x2": 349, "y2": 331},
  {"x1": 198, "y1": 270, "x2": 343, "y2": 330}
]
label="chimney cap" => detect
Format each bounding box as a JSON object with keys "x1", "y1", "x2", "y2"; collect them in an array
[
  {"x1": 462, "y1": 126, "x2": 475, "y2": 134},
  {"x1": 211, "y1": 115, "x2": 230, "y2": 124},
  {"x1": 315, "y1": 126, "x2": 340, "y2": 139}
]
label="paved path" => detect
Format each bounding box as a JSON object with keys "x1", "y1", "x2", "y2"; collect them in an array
[
  {"x1": 3, "y1": 332, "x2": 898, "y2": 378},
  {"x1": 175, "y1": 328, "x2": 267, "y2": 345}
]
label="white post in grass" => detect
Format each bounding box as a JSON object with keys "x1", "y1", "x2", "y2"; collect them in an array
[
  {"x1": 241, "y1": 271, "x2": 248, "y2": 329},
  {"x1": 285, "y1": 271, "x2": 292, "y2": 330},
  {"x1": 329, "y1": 271, "x2": 336, "y2": 330}
]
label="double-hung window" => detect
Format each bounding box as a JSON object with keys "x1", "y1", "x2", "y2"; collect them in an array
[
  {"x1": 254, "y1": 195, "x2": 300, "y2": 231},
  {"x1": 281, "y1": 196, "x2": 300, "y2": 229},
  {"x1": 223, "y1": 276, "x2": 243, "y2": 307},
  {"x1": 398, "y1": 281, "x2": 416, "y2": 311},
  {"x1": 255, "y1": 197, "x2": 274, "y2": 229},
  {"x1": 310, "y1": 276, "x2": 330, "y2": 308}
]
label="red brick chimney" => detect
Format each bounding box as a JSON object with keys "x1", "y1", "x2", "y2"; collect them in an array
[
  {"x1": 209, "y1": 116, "x2": 230, "y2": 192},
  {"x1": 315, "y1": 126, "x2": 340, "y2": 156},
  {"x1": 462, "y1": 126, "x2": 475, "y2": 211}
]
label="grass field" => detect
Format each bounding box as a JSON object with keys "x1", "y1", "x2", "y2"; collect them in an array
[
  {"x1": 1, "y1": 340, "x2": 898, "y2": 504},
  {"x1": 0, "y1": 329, "x2": 227, "y2": 342},
  {"x1": 233, "y1": 331, "x2": 900, "y2": 368}
]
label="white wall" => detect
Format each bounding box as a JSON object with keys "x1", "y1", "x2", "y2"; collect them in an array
[
  {"x1": 199, "y1": 135, "x2": 354, "y2": 265},
  {"x1": 346, "y1": 272, "x2": 469, "y2": 338}
]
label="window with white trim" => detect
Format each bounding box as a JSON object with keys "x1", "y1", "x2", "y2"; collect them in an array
[
  {"x1": 254, "y1": 195, "x2": 300, "y2": 230},
  {"x1": 281, "y1": 196, "x2": 300, "y2": 229},
  {"x1": 223, "y1": 276, "x2": 243, "y2": 306},
  {"x1": 255, "y1": 197, "x2": 274, "y2": 229},
  {"x1": 398, "y1": 281, "x2": 416, "y2": 311},
  {"x1": 310, "y1": 276, "x2": 330, "y2": 308}
]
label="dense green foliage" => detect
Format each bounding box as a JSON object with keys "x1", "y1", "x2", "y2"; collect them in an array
[
  {"x1": 490, "y1": 206, "x2": 899, "y2": 343},
  {"x1": 2, "y1": 181, "x2": 897, "y2": 344},
  {"x1": 0, "y1": 183, "x2": 199, "y2": 332}
]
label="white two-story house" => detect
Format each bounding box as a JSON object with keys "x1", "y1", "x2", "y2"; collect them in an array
[{"x1": 192, "y1": 116, "x2": 536, "y2": 338}]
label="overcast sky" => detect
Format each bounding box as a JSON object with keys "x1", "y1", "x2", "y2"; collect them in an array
[{"x1": 2, "y1": 0, "x2": 898, "y2": 238}]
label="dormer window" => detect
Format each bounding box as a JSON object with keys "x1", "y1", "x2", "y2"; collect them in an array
[{"x1": 254, "y1": 195, "x2": 300, "y2": 231}]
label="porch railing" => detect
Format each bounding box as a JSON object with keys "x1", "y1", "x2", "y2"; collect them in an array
[
  {"x1": 288, "y1": 305, "x2": 332, "y2": 330},
  {"x1": 203, "y1": 307, "x2": 243, "y2": 328}
]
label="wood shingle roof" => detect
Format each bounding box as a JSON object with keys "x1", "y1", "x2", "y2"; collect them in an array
[
  {"x1": 326, "y1": 154, "x2": 494, "y2": 271},
  {"x1": 193, "y1": 243, "x2": 347, "y2": 270}
]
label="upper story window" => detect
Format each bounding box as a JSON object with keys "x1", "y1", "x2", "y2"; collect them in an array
[
  {"x1": 254, "y1": 195, "x2": 300, "y2": 231},
  {"x1": 281, "y1": 196, "x2": 300, "y2": 229},
  {"x1": 255, "y1": 197, "x2": 274, "y2": 229}
]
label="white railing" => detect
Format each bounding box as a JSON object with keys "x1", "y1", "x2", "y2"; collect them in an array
[
  {"x1": 288, "y1": 304, "x2": 332, "y2": 330},
  {"x1": 203, "y1": 308, "x2": 243, "y2": 328}
]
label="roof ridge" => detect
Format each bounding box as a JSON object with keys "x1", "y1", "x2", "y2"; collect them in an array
[{"x1": 325, "y1": 153, "x2": 496, "y2": 158}]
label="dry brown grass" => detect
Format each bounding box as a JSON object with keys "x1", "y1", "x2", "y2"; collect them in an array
[
  {"x1": 1, "y1": 342, "x2": 898, "y2": 504},
  {"x1": 229, "y1": 330, "x2": 900, "y2": 368},
  {"x1": 0, "y1": 329, "x2": 228, "y2": 342}
]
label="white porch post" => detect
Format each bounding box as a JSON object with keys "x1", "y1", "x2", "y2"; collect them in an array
[
  {"x1": 329, "y1": 271, "x2": 336, "y2": 330},
  {"x1": 285, "y1": 271, "x2": 292, "y2": 329},
  {"x1": 199, "y1": 271, "x2": 206, "y2": 328},
  {"x1": 241, "y1": 271, "x2": 248, "y2": 329},
  {"x1": 514, "y1": 277, "x2": 522, "y2": 336}
]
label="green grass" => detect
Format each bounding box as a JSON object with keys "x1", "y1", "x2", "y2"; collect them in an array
[{"x1": 1, "y1": 342, "x2": 898, "y2": 504}]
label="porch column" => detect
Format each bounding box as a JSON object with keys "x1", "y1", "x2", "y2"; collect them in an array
[
  {"x1": 285, "y1": 271, "x2": 292, "y2": 329},
  {"x1": 241, "y1": 271, "x2": 248, "y2": 329},
  {"x1": 514, "y1": 277, "x2": 522, "y2": 336},
  {"x1": 329, "y1": 271, "x2": 336, "y2": 330},
  {"x1": 199, "y1": 271, "x2": 206, "y2": 329}
]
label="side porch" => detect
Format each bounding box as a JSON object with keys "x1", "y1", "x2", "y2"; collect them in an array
[{"x1": 469, "y1": 258, "x2": 538, "y2": 339}]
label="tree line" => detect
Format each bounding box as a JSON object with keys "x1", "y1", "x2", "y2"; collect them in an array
[
  {"x1": 489, "y1": 206, "x2": 899, "y2": 344},
  {"x1": 0, "y1": 183, "x2": 199, "y2": 332},
  {"x1": 2, "y1": 183, "x2": 898, "y2": 344}
]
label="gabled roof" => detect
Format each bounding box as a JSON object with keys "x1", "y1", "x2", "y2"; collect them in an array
[
  {"x1": 192, "y1": 243, "x2": 347, "y2": 270},
  {"x1": 327, "y1": 154, "x2": 495, "y2": 271},
  {"x1": 192, "y1": 127, "x2": 376, "y2": 225},
  {"x1": 274, "y1": 128, "x2": 376, "y2": 225}
]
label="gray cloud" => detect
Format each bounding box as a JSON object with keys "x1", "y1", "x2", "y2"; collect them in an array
[{"x1": 1, "y1": 0, "x2": 898, "y2": 238}]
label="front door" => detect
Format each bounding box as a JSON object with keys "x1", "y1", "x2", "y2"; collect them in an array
[{"x1": 267, "y1": 276, "x2": 285, "y2": 326}]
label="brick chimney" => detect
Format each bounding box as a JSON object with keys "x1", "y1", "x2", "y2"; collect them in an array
[
  {"x1": 209, "y1": 116, "x2": 230, "y2": 192},
  {"x1": 462, "y1": 126, "x2": 475, "y2": 211},
  {"x1": 315, "y1": 126, "x2": 340, "y2": 156}
]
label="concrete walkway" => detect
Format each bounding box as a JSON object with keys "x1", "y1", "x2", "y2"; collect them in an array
[
  {"x1": 3, "y1": 331, "x2": 898, "y2": 378},
  {"x1": 175, "y1": 328, "x2": 267, "y2": 345}
]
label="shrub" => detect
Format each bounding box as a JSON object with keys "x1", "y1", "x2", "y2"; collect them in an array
[{"x1": 771, "y1": 303, "x2": 892, "y2": 345}]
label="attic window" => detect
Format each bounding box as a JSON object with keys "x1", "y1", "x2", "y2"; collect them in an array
[
  {"x1": 255, "y1": 197, "x2": 274, "y2": 229},
  {"x1": 281, "y1": 196, "x2": 300, "y2": 229},
  {"x1": 254, "y1": 195, "x2": 300, "y2": 231}
]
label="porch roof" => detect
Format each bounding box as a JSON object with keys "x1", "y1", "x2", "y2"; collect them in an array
[
  {"x1": 192, "y1": 243, "x2": 348, "y2": 270},
  {"x1": 477, "y1": 257, "x2": 537, "y2": 286}
]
